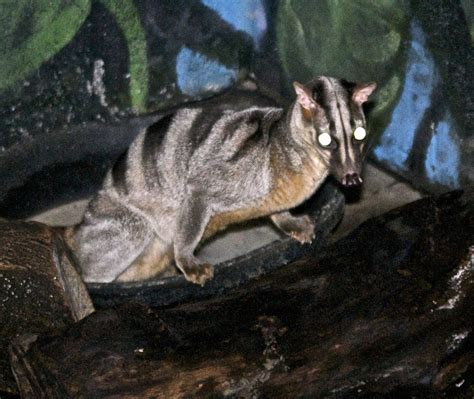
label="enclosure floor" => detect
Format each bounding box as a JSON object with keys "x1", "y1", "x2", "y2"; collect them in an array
[
  {"x1": 29, "y1": 163, "x2": 423, "y2": 261},
  {"x1": 331, "y1": 163, "x2": 423, "y2": 241}
]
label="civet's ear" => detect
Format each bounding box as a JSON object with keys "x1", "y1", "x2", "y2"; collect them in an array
[
  {"x1": 293, "y1": 81, "x2": 320, "y2": 113},
  {"x1": 352, "y1": 82, "x2": 377, "y2": 106}
]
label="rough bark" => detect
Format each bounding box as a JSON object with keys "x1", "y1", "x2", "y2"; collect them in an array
[
  {"x1": 10, "y1": 191, "x2": 474, "y2": 398},
  {"x1": 0, "y1": 221, "x2": 94, "y2": 394}
]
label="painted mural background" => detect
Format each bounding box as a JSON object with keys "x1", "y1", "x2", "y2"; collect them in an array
[{"x1": 0, "y1": 0, "x2": 472, "y2": 217}]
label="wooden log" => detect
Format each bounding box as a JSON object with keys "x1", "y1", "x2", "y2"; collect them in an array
[
  {"x1": 10, "y1": 191, "x2": 474, "y2": 398},
  {"x1": 0, "y1": 221, "x2": 94, "y2": 394}
]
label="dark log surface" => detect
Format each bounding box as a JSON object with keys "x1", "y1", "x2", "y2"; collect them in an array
[
  {"x1": 0, "y1": 221, "x2": 94, "y2": 394},
  {"x1": 10, "y1": 191, "x2": 474, "y2": 398}
]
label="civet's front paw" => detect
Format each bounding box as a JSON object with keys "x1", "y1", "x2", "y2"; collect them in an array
[
  {"x1": 288, "y1": 215, "x2": 316, "y2": 244},
  {"x1": 177, "y1": 256, "x2": 215, "y2": 286}
]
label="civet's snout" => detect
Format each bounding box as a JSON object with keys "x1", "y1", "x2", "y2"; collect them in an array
[{"x1": 341, "y1": 172, "x2": 363, "y2": 187}]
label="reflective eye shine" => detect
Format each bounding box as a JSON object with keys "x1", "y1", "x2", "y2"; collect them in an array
[
  {"x1": 354, "y1": 127, "x2": 367, "y2": 141},
  {"x1": 318, "y1": 132, "x2": 332, "y2": 147}
]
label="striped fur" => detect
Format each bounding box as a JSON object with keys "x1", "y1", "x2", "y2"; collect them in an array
[{"x1": 70, "y1": 77, "x2": 375, "y2": 284}]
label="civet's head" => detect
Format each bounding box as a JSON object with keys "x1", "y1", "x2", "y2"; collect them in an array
[{"x1": 293, "y1": 76, "x2": 376, "y2": 187}]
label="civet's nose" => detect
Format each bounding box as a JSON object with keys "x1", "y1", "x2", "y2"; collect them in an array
[{"x1": 342, "y1": 173, "x2": 363, "y2": 187}]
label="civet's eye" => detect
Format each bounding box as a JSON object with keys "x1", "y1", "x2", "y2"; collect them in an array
[
  {"x1": 318, "y1": 132, "x2": 332, "y2": 147},
  {"x1": 353, "y1": 127, "x2": 367, "y2": 141}
]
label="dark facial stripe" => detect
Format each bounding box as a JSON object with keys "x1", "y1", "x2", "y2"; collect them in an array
[
  {"x1": 325, "y1": 78, "x2": 350, "y2": 154},
  {"x1": 142, "y1": 113, "x2": 174, "y2": 188},
  {"x1": 311, "y1": 80, "x2": 328, "y2": 106},
  {"x1": 312, "y1": 78, "x2": 336, "y2": 132},
  {"x1": 112, "y1": 149, "x2": 129, "y2": 195},
  {"x1": 326, "y1": 78, "x2": 353, "y2": 165},
  {"x1": 337, "y1": 101, "x2": 351, "y2": 163}
]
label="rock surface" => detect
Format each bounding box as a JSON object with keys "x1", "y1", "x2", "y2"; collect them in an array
[{"x1": 10, "y1": 191, "x2": 473, "y2": 398}]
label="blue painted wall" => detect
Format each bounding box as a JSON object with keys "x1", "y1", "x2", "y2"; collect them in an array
[
  {"x1": 372, "y1": 21, "x2": 461, "y2": 189},
  {"x1": 176, "y1": 47, "x2": 237, "y2": 96}
]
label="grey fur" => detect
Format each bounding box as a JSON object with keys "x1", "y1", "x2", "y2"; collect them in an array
[{"x1": 71, "y1": 76, "x2": 376, "y2": 284}]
